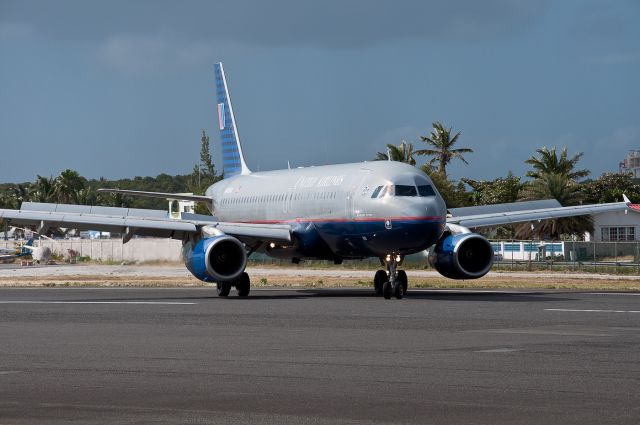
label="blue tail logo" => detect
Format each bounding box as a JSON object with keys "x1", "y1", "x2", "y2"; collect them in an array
[{"x1": 214, "y1": 63, "x2": 251, "y2": 178}]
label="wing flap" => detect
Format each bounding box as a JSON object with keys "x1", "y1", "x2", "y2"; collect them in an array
[{"x1": 447, "y1": 201, "x2": 630, "y2": 229}]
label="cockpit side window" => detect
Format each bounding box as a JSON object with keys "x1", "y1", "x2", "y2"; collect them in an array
[
  {"x1": 418, "y1": 185, "x2": 436, "y2": 196},
  {"x1": 371, "y1": 186, "x2": 383, "y2": 198},
  {"x1": 394, "y1": 185, "x2": 417, "y2": 197}
]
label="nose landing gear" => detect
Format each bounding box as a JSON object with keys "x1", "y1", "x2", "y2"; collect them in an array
[{"x1": 374, "y1": 255, "x2": 407, "y2": 299}]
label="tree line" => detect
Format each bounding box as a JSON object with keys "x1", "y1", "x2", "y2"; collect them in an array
[
  {"x1": 2, "y1": 124, "x2": 640, "y2": 240},
  {"x1": 0, "y1": 130, "x2": 220, "y2": 213}
]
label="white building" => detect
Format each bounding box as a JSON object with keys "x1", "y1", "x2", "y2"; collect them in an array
[
  {"x1": 619, "y1": 150, "x2": 640, "y2": 178},
  {"x1": 589, "y1": 204, "x2": 640, "y2": 242}
]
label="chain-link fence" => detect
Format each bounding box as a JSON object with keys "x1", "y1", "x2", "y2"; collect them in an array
[
  {"x1": 490, "y1": 240, "x2": 640, "y2": 274},
  {"x1": 248, "y1": 240, "x2": 640, "y2": 274}
]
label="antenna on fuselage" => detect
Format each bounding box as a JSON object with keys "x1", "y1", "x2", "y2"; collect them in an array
[{"x1": 287, "y1": 161, "x2": 291, "y2": 170}]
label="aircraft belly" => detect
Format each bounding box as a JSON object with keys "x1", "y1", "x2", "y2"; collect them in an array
[{"x1": 315, "y1": 219, "x2": 444, "y2": 258}]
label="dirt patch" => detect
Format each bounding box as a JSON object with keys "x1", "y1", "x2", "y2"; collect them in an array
[{"x1": 1, "y1": 268, "x2": 638, "y2": 291}]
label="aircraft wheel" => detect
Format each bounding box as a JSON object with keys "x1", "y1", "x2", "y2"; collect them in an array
[
  {"x1": 393, "y1": 281, "x2": 403, "y2": 300},
  {"x1": 397, "y1": 270, "x2": 408, "y2": 295},
  {"x1": 217, "y1": 282, "x2": 231, "y2": 297},
  {"x1": 374, "y1": 270, "x2": 387, "y2": 296},
  {"x1": 382, "y1": 281, "x2": 392, "y2": 299},
  {"x1": 236, "y1": 272, "x2": 250, "y2": 297}
]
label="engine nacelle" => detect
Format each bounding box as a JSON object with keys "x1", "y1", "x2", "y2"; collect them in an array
[
  {"x1": 183, "y1": 234, "x2": 247, "y2": 282},
  {"x1": 428, "y1": 233, "x2": 493, "y2": 279}
]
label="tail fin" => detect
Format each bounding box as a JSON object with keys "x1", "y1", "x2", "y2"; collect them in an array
[
  {"x1": 25, "y1": 239, "x2": 33, "y2": 246},
  {"x1": 214, "y1": 63, "x2": 251, "y2": 178}
]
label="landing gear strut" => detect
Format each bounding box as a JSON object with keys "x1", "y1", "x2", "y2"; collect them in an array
[{"x1": 374, "y1": 255, "x2": 406, "y2": 299}]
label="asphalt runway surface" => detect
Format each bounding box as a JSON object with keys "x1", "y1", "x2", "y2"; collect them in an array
[{"x1": 1, "y1": 287, "x2": 639, "y2": 424}]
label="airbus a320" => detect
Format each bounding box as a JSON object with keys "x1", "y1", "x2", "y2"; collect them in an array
[{"x1": 0, "y1": 63, "x2": 630, "y2": 299}]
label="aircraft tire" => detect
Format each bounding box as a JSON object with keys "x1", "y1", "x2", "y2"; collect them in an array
[
  {"x1": 397, "y1": 270, "x2": 408, "y2": 295},
  {"x1": 217, "y1": 282, "x2": 231, "y2": 297},
  {"x1": 236, "y1": 272, "x2": 250, "y2": 297},
  {"x1": 374, "y1": 270, "x2": 386, "y2": 296},
  {"x1": 393, "y1": 281, "x2": 403, "y2": 300},
  {"x1": 382, "y1": 281, "x2": 392, "y2": 299}
]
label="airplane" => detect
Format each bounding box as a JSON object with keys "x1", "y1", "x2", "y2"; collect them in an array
[
  {"x1": 0, "y1": 63, "x2": 631, "y2": 299},
  {"x1": 0, "y1": 239, "x2": 34, "y2": 263}
]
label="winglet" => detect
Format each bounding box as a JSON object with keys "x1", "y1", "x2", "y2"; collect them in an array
[
  {"x1": 623, "y1": 194, "x2": 631, "y2": 205},
  {"x1": 214, "y1": 63, "x2": 251, "y2": 179}
]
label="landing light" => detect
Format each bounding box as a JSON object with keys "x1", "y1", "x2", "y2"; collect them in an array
[
  {"x1": 269, "y1": 242, "x2": 276, "y2": 249},
  {"x1": 385, "y1": 254, "x2": 391, "y2": 262},
  {"x1": 395, "y1": 255, "x2": 401, "y2": 262}
]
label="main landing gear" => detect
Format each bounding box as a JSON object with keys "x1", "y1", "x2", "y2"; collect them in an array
[
  {"x1": 374, "y1": 255, "x2": 407, "y2": 300},
  {"x1": 216, "y1": 272, "x2": 251, "y2": 297}
]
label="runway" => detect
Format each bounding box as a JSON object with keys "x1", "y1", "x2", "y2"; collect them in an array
[{"x1": 1, "y1": 288, "x2": 639, "y2": 424}]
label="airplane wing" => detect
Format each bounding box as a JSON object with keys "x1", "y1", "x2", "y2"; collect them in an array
[
  {"x1": 97, "y1": 188, "x2": 213, "y2": 204},
  {"x1": 0, "y1": 202, "x2": 291, "y2": 244},
  {"x1": 446, "y1": 198, "x2": 631, "y2": 229}
]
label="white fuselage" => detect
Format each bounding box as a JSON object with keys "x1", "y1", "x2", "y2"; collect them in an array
[{"x1": 205, "y1": 161, "x2": 447, "y2": 260}]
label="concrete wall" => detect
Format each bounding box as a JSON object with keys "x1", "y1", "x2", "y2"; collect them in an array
[{"x1": 35, "y1": 238, "x2": 183, "y2": 262}]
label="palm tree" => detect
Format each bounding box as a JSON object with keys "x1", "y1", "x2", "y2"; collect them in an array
[
  {"x1": 375, "y1": 141, "x2": 418, "y2": 165},
  {"x1": 54, "y1": 169, "x2": 85, "y2": 204},
  {"x1": 518, "y1": 146, "x2": 592, "y2": 239},
  {"x1": 515, "y1": 173, "x2": 592, "y2": 239},
  {"x1": 10, "y1": 184, "x2": 30, "y2": 208},
  {"x1": 74, "y1": 187, "x2": 97, "y2": 205},
  {"x1": 525, "y1": 146, "x2": 590, "y2": 180},
  {"x1": 32, "y1": 175, "x2": 56, "y2": 203},
  {"x1": 415, "y1": 122, "x2": 473, "y2": 176}
]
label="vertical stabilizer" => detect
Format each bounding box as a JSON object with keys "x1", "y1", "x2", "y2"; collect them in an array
[{"x1": 214, "y1": 63, "x2": 251, "y2": 178}]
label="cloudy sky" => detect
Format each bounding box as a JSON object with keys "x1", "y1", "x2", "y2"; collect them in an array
[{"x1": 1, "y1": 0, "x2": 639, "y2": 183}]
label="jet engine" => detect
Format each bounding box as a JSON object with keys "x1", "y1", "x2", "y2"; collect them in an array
[
  {"x1": 428, "y1": 233, "x2": 493, "y2": 279},
  {"x1": 183, "y1": 234, "x2": 247, "y2": 282}
]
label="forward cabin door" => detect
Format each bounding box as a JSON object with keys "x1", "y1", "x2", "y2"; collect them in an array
[{"x1": 345, "y1": 170, "x2": 370, "y2": 219}]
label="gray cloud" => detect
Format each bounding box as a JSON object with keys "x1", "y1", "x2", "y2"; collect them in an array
[
  {"x1": 96, "y1": 36, "x2": 218, "y2": 75},
  {"x1": 570, "y1": 0, "x2": 639, "y2": 41},
  {"x1": 0, "y1": 21, "x2": 33, "y2": 40},
  {"x1": 3, "y1": 0, "x2": 548, "y2": 48}
]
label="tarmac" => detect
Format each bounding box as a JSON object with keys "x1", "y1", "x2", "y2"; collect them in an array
[{"x1": 1, "y1": 286, "x2": 639, "y2": 424}]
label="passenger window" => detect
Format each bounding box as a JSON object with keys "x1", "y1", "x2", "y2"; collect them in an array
[
  {"x1": 371, "y1": 186, "x2": 383, "y2": 198},
  {"x1": 395, "y1": 185, "x2": 417, "y2": 197}
]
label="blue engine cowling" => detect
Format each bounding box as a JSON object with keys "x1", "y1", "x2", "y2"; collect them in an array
[
  {"x1": 182, "y1": 235, "x2": 247, "y2": 282},
  {"x1": 428, "y1": 233, "x2": 493, "y2": 279}
]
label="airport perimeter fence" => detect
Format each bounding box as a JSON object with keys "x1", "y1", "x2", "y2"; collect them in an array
[
  {"x1": 2, "y1": 238, "x2": 640, "y2": 274},
  {"x1": 248, "y1": 240, "x2": 640, "y2": 275}
]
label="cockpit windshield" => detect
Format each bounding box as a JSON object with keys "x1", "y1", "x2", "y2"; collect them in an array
[
  {"x1": 395, "y1": 185, "x2": 417, "y2": 196},
  {"x1": 417, "y1": 185, "x2": 436, "y2": 196},
  {"x1": 370, "y1": 184, "x2": 436, "y2": 198}
]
